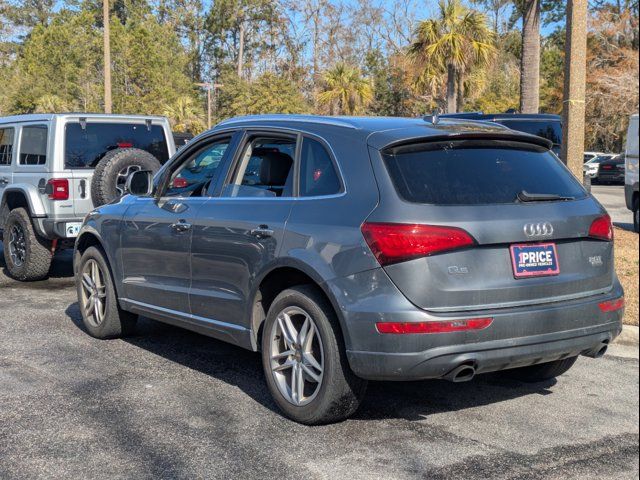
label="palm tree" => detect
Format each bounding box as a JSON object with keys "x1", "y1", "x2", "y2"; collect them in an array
[
  {"x1": 163, "y1": 96, "x2": 206, "y2": 134},
  {"x1": 409, "y1": 0, "x2": 495, "y2": 113},
  {"x1": 317, "y1": 63, "x2": 373, "y2": 115}
]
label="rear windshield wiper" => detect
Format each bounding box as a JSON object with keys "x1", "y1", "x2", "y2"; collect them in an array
[{"x1": 516, "y1": 190, "x2": 575, "y2": 202}]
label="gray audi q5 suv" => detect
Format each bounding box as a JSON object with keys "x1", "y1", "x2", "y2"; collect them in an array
[{"x1": 74, "y1": 115, "x2": 624, "y2": 424}]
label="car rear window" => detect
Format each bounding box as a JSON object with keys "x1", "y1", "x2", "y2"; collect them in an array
[
  {"x1": 64, "y1": 122, "x2": 169, "y2": 169},
  {"x1": 382, "y1": 140, "x2": 586, "y2": 205}
]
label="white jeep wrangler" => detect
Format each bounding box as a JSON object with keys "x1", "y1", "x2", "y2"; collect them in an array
[{"x1": 0, "y1": 114, "x2": 176, "y2": 281}]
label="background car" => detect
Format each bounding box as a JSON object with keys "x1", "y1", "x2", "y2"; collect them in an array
[
  {"x1": 584, "y1": 153, "x2": 616, "y2": 179},
  {"x1": 440, "y1": 112, "x2": 563, "y2": 155},
  {"x1": 595, "y1": 154, "x2": 626, "y2": 185},
  {"x1": 625, "y1": 113, "x2": 639, "y2": 232}
]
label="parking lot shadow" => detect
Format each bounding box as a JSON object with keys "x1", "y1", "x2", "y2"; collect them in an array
[{"x1": 64, "y1": 302, "x2": 557, "y2": 423}]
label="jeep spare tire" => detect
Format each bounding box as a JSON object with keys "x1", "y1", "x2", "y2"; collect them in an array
[{"x1": 91, "y1": 148, "x2": 162, "y2": 207}]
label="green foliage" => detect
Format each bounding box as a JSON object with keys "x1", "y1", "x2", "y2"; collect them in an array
[
  {"x1": 317, "y1": 63, "x2": 373, "y2": 115},
  {"x1": 217, "y1": 71, "x2": 309, "y2": 119},
  {"x1": 3, "y1": 7, "x2": 197, "y2": 116}
]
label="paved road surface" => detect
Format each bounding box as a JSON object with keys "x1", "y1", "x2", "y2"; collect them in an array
[
  {"x1": 0, "y1": 247, "x2": 638, "y2": 479},
  {"x1": 591, "y1": 185, "x2": 634, "y2": 231}
]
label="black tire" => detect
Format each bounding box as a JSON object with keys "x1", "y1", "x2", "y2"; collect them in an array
[
  {"x1": 2, "y1": 207, "x2": 52, "y2": 281},
  {"x1": 91, "y1": 148, "x2": 161, "y2": 207},
  {"x1": 261, "y1": 285, "x2": 367, "y2": 425},
  {"x1": 502, "y1": 357, "x2": 578, "y2": 383},
  {"x1": 76, "y1": 246, "x2": 137, "y2": 339},
  {"x1": 633, "y1": 197, "x2": 639, "y2": 233}
]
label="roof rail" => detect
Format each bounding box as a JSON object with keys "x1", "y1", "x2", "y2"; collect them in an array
[{"x1": 216, "y1": 115, "x2": 359, "y2": 130}]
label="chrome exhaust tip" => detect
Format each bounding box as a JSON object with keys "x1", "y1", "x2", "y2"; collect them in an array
[
  {"x1": 444, "y1": 364, "x2": 476, "y2": 383},
  {"x1": 583, "y1": 342, "x2": 609, "y2": 359}
]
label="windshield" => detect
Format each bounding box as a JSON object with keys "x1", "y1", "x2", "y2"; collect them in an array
[
  {"x1": 382, "y1": 140, "x2": 587, "y2": 205},
  {"x1": 496, "y1": 119, "x2": 562, "y2": 146},
  {"x1": 64, "y1": 122, "x2": 169, "y2": 169}
]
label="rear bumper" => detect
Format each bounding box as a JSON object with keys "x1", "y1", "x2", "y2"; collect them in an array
[
  {"x1": 34, "y1": 217, "x2": 85, "y2": 241},
  {"x1": 347, "y1": 321, "x2": 621, "y2": 381},
  {"x1": 327, "y1": 270, "x2": 624, "y2": 381}
]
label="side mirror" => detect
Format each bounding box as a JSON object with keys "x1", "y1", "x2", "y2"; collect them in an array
[{"x1": 125, "y1": 170, "x2": 153, "y2": 196}]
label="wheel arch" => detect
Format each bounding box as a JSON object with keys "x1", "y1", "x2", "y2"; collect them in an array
[
  {"x1": 1, "y1": 185, "x2": 47, "y2": 219},
  {"x1": 248, "y1": 260, "x2": 348, "y2": 352},
  {"x1": 75, "y1": 229, "x2": 123, "y2": 300}
]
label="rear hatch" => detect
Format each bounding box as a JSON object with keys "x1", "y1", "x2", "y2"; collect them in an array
[
  {"x1": 365, "y1": 138, "x2": 614, "y2": 312},
  {"x1": 63, "y1": 119, "x2": 172, "y2": 216}
]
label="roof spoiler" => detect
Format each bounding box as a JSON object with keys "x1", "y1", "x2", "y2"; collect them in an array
[{"x1": 380, "y1": 131, "x2": 554, "y2": 152}]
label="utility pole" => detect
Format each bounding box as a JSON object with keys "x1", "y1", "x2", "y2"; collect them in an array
[
  {"x1": 103, "y1": 0, "x2": 112, "y2": 114},
  {"x1": 560, "y1": 0, "x2": 588, "y2": 181},
  {"x1": 196, "y1": 83, "x2": 224, "y2": 130}
]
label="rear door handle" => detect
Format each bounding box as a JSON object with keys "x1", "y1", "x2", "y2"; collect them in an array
[
  {"x1": 170, "y1": 221, "x2": 192, "y2": 233},
  {"x1": 0, "y1": 177, "x2": 8, "y2": 185},
  {"x1": 250, "y1": 225, "x2": 274, "y2": 238}
]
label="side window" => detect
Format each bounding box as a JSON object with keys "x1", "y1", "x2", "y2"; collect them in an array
[
  {"x1": 19, "y1": 125, "x2": 48, "y2": 166},
  {"x1": 0, "y1": 128, "x2": 15, "y2": 166},
  {"x1": 223, "y1": 136, "x2": 296, "y2": 198},
  {"x1": 165, "y1": 139, "x2": 230, "y2": 197},
  {"x1": 299, "y1": 137, "x2": 341, "y2": 197}
]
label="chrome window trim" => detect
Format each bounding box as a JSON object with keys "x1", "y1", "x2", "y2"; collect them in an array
[{"x1": 213, "y1": 125, "x2": 348, "y2": 199}]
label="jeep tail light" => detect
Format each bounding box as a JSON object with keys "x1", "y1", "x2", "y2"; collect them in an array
[
  {"x1": 46, "y1": 178, "x2": 69, "y2": 200},
  {"x1": 376, "y1": 318, "x2": 493, "y2": 334},
  {"x1": 598, "y1": 297, "x2": 624, "y2": 312},
  {"x1": 588, "y1": 215, "x2": 613, "y2": 241},
  {"x1": 361, "y1": 222, "x2": 476, "y2": 266}
]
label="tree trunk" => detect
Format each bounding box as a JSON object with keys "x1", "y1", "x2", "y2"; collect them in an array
[
  {"x1": 520, "y1": 0, "x2": 540, "y2": 113},
  {"x1": 456, "y1": 71, "x2": 465, "y2": 113},
  {"x1": 237, "y1": 20, "x2": 245, "y2": 78},
  {"x1": 446, "y1": 64, "x2": 457, "y2": 113},
  {"x1": 561, "y1": 0, "x2": 588, "y2": 182}
]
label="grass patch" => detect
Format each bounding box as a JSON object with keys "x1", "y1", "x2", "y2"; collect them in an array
[{"x1": 614, "y1": 227, "x2": 639, "y2": 326}]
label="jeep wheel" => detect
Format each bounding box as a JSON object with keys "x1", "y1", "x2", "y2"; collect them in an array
[
  {"x1": 261, "y1": 286, "x2": 367, "y2": 425},
  {"x1": 76, "y1": 246, "x2": 137, "y2": 338},
  {"x1": 633, "y1": 197, "x2": 639, "y2": 233},
  {"x1": 91, "y1": 148, "x2": 161, "y2": 207},
  {"x1": 2, "y1": 208, "x2": 52, "y2": 281}
]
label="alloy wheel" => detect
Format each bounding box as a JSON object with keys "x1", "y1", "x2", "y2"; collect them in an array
[
  {"x1": 80, "y1": 259, "x2": 107, "y2": 327},
  {"x1": 8, "y1": 224, "x2": 26, "y2": 267},
  {"x1": 269, "y1": 307, "x2": 324, "y2": 406},
  {"x1": 115, "y1": 165, "x2": 142, "y2": 196}
]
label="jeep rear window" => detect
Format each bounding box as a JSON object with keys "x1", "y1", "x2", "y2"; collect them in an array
[
  {"x1": 382, "y1": 140, "x2": 586, "y2": 205},
  {"x1": 64, "y1": 122, "x2": 169, "y2": 169}
]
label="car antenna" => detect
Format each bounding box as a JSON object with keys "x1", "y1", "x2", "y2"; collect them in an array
[{"x1": 423, "y1": 108, "x2": 441, "y2": 125}]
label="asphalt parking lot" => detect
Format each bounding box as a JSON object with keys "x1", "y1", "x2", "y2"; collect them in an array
[
  {"x1": 591, "y1": 184, "x2": 634, "y2": 230},
  {"x1": 1, "y1": 184, "x2": 639, "y2": 479}
]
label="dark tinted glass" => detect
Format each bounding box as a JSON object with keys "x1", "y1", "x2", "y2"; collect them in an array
[
  {"x1": 300, "y1": 138, "x2": 341, "y2": 197},
  {"x1": 497, "y1": 120, "x2": 562, "y2": 145},
  {"x1": 0, "y1": 128, "x2": 14, "y2": 165},
  {"x1": 382, "y1": 141, "x2": 586, "y2": 205},
  {"x1": 20, "y1": 125, "x2": 48, "y2": 165},
  {"x1": 64, "y1": 122, "x2": 169, "y2": 169}
]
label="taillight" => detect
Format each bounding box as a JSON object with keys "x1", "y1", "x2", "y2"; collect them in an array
[
  {"x1": 598, "y1": 297, "x2": 624, "y2": 312},
  {"x1": 46, "y1": 179, "x2": 69, "y2": 200},
  {"x1": 376, "y1": 317, "x2": 493, "y2": 334},
  {"x1": 361, "y1": 222, "x2": 476, "y2": 266},
  {"x1": 588, "y1": 215, "x2": 613, "y2": 241}
]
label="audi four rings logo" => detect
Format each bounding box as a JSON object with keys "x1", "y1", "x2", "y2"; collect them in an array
[{"x1": 523, "y1": 222, "x2": 554, "y2": 237}]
